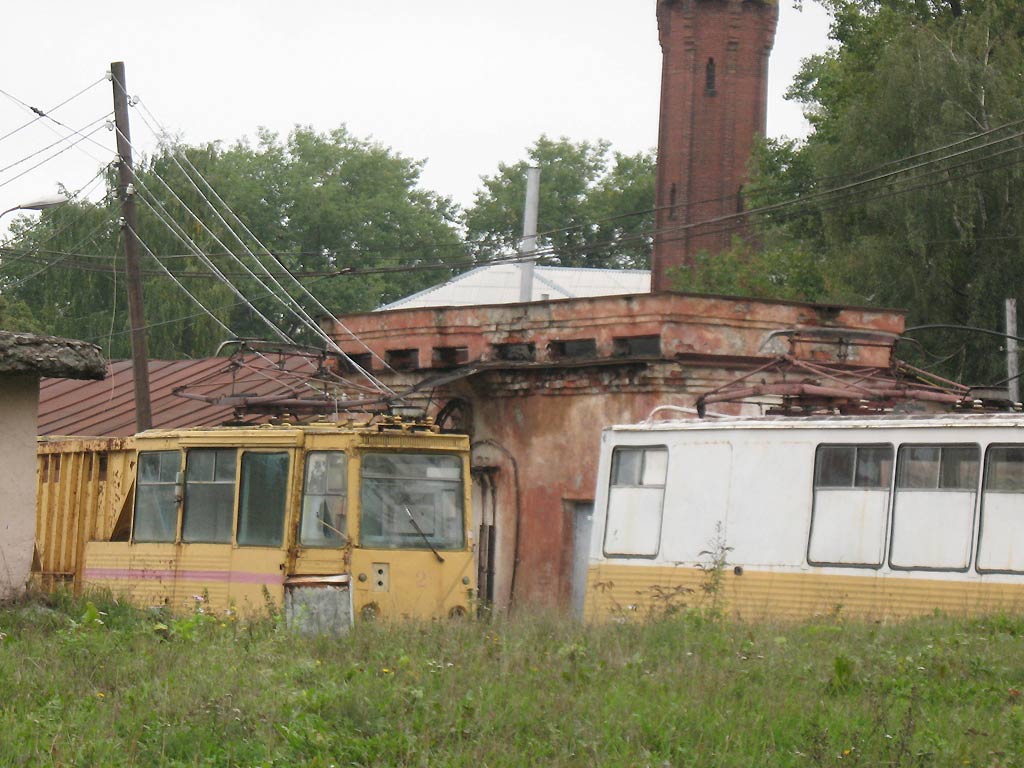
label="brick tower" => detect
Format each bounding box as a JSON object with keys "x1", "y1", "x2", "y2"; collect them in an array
[{"x1": 651, "y1": 0, "x2": 778, "y2": 292}]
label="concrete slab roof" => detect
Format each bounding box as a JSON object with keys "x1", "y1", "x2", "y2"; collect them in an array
[{"x1": 0, "y1": 330, "x2": 105, "y2": 380}]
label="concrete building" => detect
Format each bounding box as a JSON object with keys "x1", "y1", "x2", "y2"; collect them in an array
[{"x1": 0, "y1": 330, "x2": 104, "y2": 599}]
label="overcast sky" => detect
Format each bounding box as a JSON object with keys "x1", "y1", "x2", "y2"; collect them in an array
[{"x1": 1, "y1": 1, "x2": 833, "y2": 221}]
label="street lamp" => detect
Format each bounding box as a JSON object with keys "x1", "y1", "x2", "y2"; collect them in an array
[{"x1": 0, "y1": 195, "x2": 68, "y2": 221}]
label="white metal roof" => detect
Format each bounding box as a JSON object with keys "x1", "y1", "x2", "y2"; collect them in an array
[
  {"x1": 378, "y1": 264, "x2": 651, "y2": 310},
  {"x1": 611, "y1": 411, "x2": 1024, "y2": 433}
]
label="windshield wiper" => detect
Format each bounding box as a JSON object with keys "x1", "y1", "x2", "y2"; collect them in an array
[{"x1": 405, "y1": 506, "x2": 445, "y2": 563}]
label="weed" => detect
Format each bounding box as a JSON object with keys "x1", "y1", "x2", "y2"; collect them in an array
[
  {"x1": 827, "y1": 652, "x2": 858, "y2": 693},
  {"x1": 647, "y1": 582, "x2": 694, "y2": 618},
  {"x1": 697, "y1": 521, "x2": 733, "y2": 617},
  {"x1": 0, "y1": 595, "x2": 1021, "y2": 766}
]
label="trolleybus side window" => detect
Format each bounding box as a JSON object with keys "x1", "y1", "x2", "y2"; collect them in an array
[
  {"x1": 237, "y1": 451, "x2": 289, "y2": 547},
  {"x1": 808, "y1": 444, "x2": 892, "y2": 567},
  {"x1": 889, "y1": 444, "x2": 979, "y2": 571},
  {"x1": 360, "y1": 453, "x2": 465, "y2": 550},
  {"x1": 815, "y1": 445, "x2": 892, "y2": 489},
  {"x1": 300, "y1": 451, "x2": 348, "y2": 547},
  {"x1": 977, "y1": 445, "x2": 1024, "y2": 573},
  {"x1": 603, "y1": 446, "x2": 668, "y2": 559},
  {"x1": 133, "y1": 450, "x2": 180, "y2": 543},
  {"x1": 182, "y1": 449, "x2": 236, "y2": 543}
]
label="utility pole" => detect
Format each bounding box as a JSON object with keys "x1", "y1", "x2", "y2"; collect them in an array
[
  {"x1": 111, "y1": 61, "x2": 153, "y2": 430},
  {"x1": 517, "y1": 167, "x2": 541, "y2": 303},
  {"x1": 1007, "y1": 298, "x2": 1020, "y2": 404}
]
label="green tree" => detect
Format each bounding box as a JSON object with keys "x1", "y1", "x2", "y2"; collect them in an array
[
  {"x1": 0, "y1": 126, "x2": 464, "y2": 359},
  {"x1": 463, "y1": 136, "x2": 656, "y2": 269},
  {"x1": 0, "y1": 293, "x2": 41, "y2": 333},
  {"x1": 672, "y1": 137, "x2": 830, "y2": 302},
  {"x1": 683, "y1": 0, "x2": 1024, "y2": 383}
]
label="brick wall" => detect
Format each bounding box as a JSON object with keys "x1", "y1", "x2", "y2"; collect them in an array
[
  {"x1": 327, "y1": 293, "x2": 904, "y2": 610},
  {"x1": 652, "y1": 0, "x2": 779, "y2": 290}
]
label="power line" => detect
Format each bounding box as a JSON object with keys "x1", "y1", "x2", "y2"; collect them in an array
[
  {"x1": 0, "y1": 112, "x2": 112, "y2": 177},
  {"x1": 129, "y1": 101, "x2": 398, "y2": 392},
  {"x1": 8, "y1": 127, "x2": 1024, "y2": 288},
  {"x1": 0, "y1": 76, "x2": 108, "y2": 144},
  {"x1": 0, "y1": 122, "x2": 110, "y2": 192},
  {"x1": 129, "y1": 225, "x2": 371, "y2": 400},
  {"x1": 113, "y1": 102, "x2": 396, "y2": 394},
  {"x1": 8, "y1": 130, "x2": 1024, "y2": 288}
]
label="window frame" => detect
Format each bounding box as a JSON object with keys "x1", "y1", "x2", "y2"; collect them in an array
[
  {"x1": 976, "y1": 443, "x2": 1024, "y2": 575},
  {"x1": 236, "y1": 450, "x2": 291, "y2": 548},
  {"x1": 299, "y1": 449, "x2": 349, "y2": 548},
  {"x1": 887, "y1": 443, "x2": 980, "y2": 573},
  {"x1": 806, "y1": 442, "x2": 894, "y2": 570},
  {"x1": 132, "y1": 449, "x2": 182, "y2": 543},
  {"x1": 602, "y1": 445, "x2": 669, "y2": 560},
  {"x1": 358, "y1": 451, "x2": 467, "y2": 551},
  {"x1": 894, "y1": 443, "x2": 980, "y2": 492},
  {"x1": 181, "y1": 447, "x2": 238, "y2": 544}
]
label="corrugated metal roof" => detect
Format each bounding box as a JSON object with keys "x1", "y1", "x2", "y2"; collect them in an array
[
  {"x1": 38, "y1": 355, "x2": 330, "y2": 437},
  {"x1": 379, "y1": 264, "x2": 651, "y2": 310}
]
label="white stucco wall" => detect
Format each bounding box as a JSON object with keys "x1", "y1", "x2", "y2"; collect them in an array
[{"x1": 0, "y1": 376, "x2": 38, "y2": 599}]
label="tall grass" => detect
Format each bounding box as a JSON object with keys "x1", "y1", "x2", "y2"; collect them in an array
[{"x1": 2, "y1": 591, "x2": 1023, "y2": 766}]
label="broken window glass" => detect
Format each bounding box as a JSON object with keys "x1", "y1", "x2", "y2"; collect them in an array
[{"x1": 301, "y1": 451, "x2": 348, "y2": 547}]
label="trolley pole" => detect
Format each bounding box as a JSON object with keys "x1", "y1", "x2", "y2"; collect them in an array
[{"x1": 111, "y1": 61, "x2": 153, "y2": 431}]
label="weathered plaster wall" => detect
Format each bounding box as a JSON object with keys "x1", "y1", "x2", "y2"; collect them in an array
[
  {"x1": 458, "y1": 359, "x2": 765, "y2": 609},
  {"x1": 0, "y1": 376, "x2": 39, "y2": 599},
  {"x1": 328, "y1": 293, "x2": 907, "y2": 609}
]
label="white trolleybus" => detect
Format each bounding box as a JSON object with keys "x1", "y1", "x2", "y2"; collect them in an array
[{"x1": 583, "y1": 410, "x2": 1024, "y2": 621}]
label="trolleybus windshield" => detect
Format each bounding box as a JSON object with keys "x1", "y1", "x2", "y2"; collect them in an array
[{"x1": 359, "y1": 453, "x2": 464, "y2": 550}]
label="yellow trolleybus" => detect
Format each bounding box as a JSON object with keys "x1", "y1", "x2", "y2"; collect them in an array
[{"x1": 35, "y1": 418, "x2": 475, "y2": 631}]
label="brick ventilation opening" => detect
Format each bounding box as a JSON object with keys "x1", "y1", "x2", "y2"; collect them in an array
[
  {"x1": 548, "y1": 339, "x2": 598, "y2": 360},
  {"x1": 341, "y1": 353, "x2": 373, "y2": 373},
  {"x1": 493, "y1": 343, "x2": 536, "y2": 362},
  {"x1": 385, "y1": 349, "x2": 420, "y2": 371},
  {"x1": 432, "y1": 346, "x2": 469, "y2": 367},
  {"x1": 613, "y1": 335, "x2": 661, "y2": 357}
]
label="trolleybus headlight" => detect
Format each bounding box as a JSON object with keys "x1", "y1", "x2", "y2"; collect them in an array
[
  {"x1": 449, "y1": 605, "x2": 467, "y2": 620},
  {"x1": 361, "y1": 602, "x2": 379, "y2": 620}
]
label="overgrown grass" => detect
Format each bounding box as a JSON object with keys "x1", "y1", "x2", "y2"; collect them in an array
[{"x1": 2, "y1": 591, "x2": 1024, "y2": 767}]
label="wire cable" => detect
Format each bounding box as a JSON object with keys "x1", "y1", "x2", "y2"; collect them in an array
[
  {"x1": 0, "y1": 75, "x2": 108, "y2": 144},
  {"x1": 0, "y1": 122, "x2": 109, "y2": 192},
  {"x1": 127, "y1": 100, "x2": 397, "y2": 392},
  {"x1": 0, "y1": 112, "x2": 112, "y2": 177}
]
